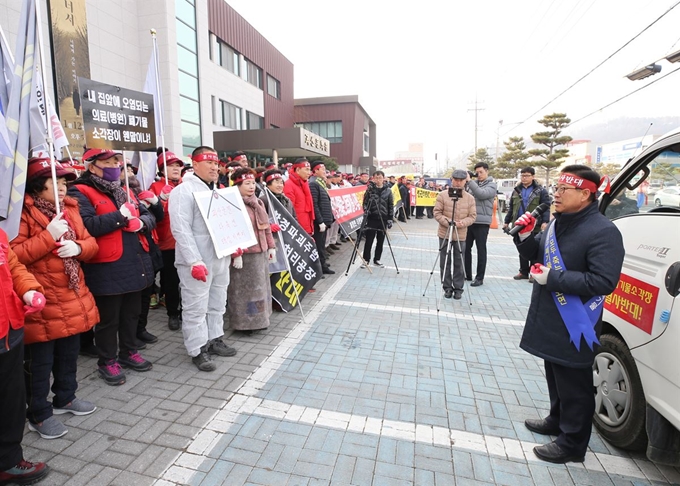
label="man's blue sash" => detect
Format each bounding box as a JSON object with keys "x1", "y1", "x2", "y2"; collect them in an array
[{"x1": 543, "y1": 221, "x2": 603, "y2": 351}]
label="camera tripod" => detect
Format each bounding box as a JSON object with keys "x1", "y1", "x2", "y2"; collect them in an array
[
  {"x1": 423, "y1": 194, "x2": 473, "y2": 310},
  {"x1": 345, "y1": 189, "x2": 399, "y2": 275}
]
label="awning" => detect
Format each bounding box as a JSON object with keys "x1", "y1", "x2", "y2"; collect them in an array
[{"x1": 213, "y1": 127, "x2": 330, "y2": 158}]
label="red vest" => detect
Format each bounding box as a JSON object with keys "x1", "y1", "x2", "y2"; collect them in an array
[
  {"x1": 74, "y1": 185, "x2": 142, "y2": 263},
  {"x1": 0, "y1": 233, "x2": 26, "y2": 347}
]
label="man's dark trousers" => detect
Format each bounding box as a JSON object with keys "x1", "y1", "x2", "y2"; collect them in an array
[
  {"x1": 439, "y1": 237, "x2": 465, "y2": 291},
  {"x1": 314, "y1": 227, "x2": 327, "y2": 268},
  {"x1": 362, "y1": 219, "x2": 385, "y2": 263},
  {"x1": 544, "y1": 360, "x2": 595, "y2": 457},
  {"x1": 464, "y1": 223, "x2": 489, "y2": 280},
  {"x1": 0, "y1": 341, "x2": 26, "y2": 470}
]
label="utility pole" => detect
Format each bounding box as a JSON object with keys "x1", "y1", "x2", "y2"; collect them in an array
[
  {"x1": 467, "y1": 95, "x2": 485, "y2": 154},
  {"x1": 495, "y1": 119, "x2": 503, "y2": 162}
]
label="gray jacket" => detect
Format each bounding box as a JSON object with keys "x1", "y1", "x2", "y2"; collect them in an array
[{"x1": 466, "y1": 176, "x2": 497, "y2": 225}]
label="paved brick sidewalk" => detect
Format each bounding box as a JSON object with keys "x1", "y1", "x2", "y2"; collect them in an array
[{"x1": 22, "y1": 218, "x2": 680, "y2": 485}]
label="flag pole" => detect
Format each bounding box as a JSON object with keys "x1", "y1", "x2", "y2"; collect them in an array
[
  {"x1": 150, "y1": 29, "x2": 168, "y2": 179},
  {"x1": 33, "y1": 0, "x2": 60, "y2": 214}
]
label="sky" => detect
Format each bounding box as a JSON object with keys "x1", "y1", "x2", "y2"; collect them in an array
[{"x1": 227, "y1": 0, "x2": 680, "y2": 172}]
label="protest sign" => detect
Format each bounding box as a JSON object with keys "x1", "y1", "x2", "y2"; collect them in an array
[
  {"x1": 193, "y1": 187, "x2": 257, "y2": 259},
  {"x1": 267, "y1": 193, "x2": 323, "y2": 311},
  {"x1": 78, "y1": 77, "x2": 156, "y2": 152},
  {"x1": 328, "y1": 185, "x2": 366, "y2": 235},
  {"x1": 414, "y1": 187, "x2": 439, "y2": 207}
]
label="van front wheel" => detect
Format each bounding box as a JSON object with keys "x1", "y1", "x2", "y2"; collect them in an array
[{"x1": 592, "y1": 334, "x2": 648, "y2": 451}]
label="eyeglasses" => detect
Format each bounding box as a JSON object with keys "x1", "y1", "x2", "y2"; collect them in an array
[
  {"x1": 555, "y1": 186, "x2": 582, "y2": 195},
  {"x1": 520, "y1": 174, "x2": 533, "y2": 178}
]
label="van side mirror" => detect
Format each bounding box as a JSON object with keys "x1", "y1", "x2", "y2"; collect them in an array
[{"x1": 665, "y1": 262, "x2": 680, "y2": 297}]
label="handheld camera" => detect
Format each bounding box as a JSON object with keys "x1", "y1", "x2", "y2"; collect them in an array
[{"x1": 448, "y1": 187, "x2": 463, "y2": 199}]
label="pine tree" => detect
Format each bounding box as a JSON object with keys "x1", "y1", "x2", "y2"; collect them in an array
[
  {"x1": 528, "y1": 113, "x2": 572, "y2": 185},
  {"x1": 467, "y1": 148, "x2": 494, "y2": 172},
  {"x1": 496, "y1": 136, "x2": 530, "y2": 179}
]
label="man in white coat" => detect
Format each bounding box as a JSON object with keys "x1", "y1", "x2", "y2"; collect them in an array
[{"x1": 169, "y1": 146, "x2": 237, "y2": 371}]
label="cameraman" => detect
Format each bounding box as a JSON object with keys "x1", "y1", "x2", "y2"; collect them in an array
[
  {"x1": 464, "y1": 162, "x2": 497, "y2": 287},
  {"x1": 434, "y1": 170, "x2": 477, "y2": 299},
  {"x1": 361, "y1": 171, "x2": 393, "y2": 268}
]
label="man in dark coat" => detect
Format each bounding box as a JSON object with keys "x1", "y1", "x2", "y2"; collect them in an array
[
  {"x1": 397, "y1": 177, "x2": 411, "y2": 222},
  {"x1": 308, "y1": 161, "x2": 335, "y2": 275},
  {"x1": 361, "y1": 171, "x2": 393, "y2": 268},
  {"x1": 514, "y1": 164, "x2": 624, "y2": 464},
  {"x1": 503, "y1": 167, "x2": 551, "y2": 280}
]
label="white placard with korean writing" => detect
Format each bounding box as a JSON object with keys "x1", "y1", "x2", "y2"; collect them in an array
[{"x1": 193, "y1": 187, "x2": 257, "y2": 259}]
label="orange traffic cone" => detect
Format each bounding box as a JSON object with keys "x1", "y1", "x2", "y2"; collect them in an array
[{"x1": 490, "y1": 197, "x2": 499, "y2": 229}]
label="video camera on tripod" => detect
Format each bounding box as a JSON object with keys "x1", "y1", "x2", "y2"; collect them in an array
[{"x1": 448, "y1": 187, "x2": 463, "y2": 199}]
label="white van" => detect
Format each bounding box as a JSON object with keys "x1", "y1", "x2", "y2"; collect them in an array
[
  {"x1": 495, "y1": 178, "x2": 519, "y2": 212},
  {"x1": 595, "y1": 129, "x2": 680, "y2": 465}
]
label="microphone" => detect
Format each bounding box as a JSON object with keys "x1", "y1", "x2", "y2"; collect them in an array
[{"x1": 508, "y1": 203, "x2": 550, "y2": 237}]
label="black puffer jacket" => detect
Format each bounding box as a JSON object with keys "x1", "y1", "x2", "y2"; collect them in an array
[
  {"x1": 515, "y1": 202, "x2": 624, "y2": 368},
  {"x1": 363, "y1": 183, "x2": 394, "y2": 222},
  {"x1": 68, "y1": 173, "x2": 156, "y2": 296},
  {"x1": 308, "y1": 176, "x2": 334, "y2": 226}
]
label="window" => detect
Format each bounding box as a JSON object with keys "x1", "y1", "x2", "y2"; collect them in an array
[
  {"x1": 220, "y1": 100, "x2": 242, "y2": 129},
  {"x1": 363, "y1": 132, "x2": 370, "y2": 153},
  {"x1": 266, "y1": 75, "x2": 280, "y2": 99},
  {"x1": 298, "y1": 121, "x2": 342, "y2": 143},
  {"x1": 176, "y1": 20, "x2": 197, "y2": 53},
  {"x1": 180, "y1": 96, "x2": 200, "y2": 124},
  {"x1": 246, "y1": 111, "x2": 264, "y2": 130},
  {"x1": 245, "y1": 59, "x2": 263, "y2": 89},
  {"x1": 219, "y1": 40, "x2": 239, "y2": 76},
  {"x1": 177, "y1": 45, "x2": 198, "y2": 76},
  {"x1": 176, "y1": 0, "x2": 201, "y2": 151}
]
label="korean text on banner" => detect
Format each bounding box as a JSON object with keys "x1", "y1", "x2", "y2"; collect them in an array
[
  {"x1": 328, "y1": 185, "x2": 366, "y2": 235},
  {"x1": 415, "y1": 187, "x2": 439, "y2": 207},
  {"x1": 193, "y1": 187, "x2": 257, "y2": 259},
  {"x1": 267, "y1": 193, "x2": 323, "y2": 312}
]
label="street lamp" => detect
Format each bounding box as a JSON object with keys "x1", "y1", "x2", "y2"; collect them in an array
[
  {"x1": 625, "y1": 64, "x2": 662, "y2": 81},
  {"x1": 665, "y1": 49, "x2": 680, "y2": 63}
]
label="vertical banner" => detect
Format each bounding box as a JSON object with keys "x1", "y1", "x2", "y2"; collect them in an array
[{"x1": 48, "y1": 0, "x2": 91, "y2": 158}]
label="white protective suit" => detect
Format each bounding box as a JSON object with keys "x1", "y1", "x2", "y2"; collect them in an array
[{"x1": 168, "y1": 172, "x2": 230, "y2": 357}]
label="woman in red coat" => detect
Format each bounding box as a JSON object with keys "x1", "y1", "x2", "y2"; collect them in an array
[{"x1": 11, "y1": 157, "x2": 99, "y2": 440}]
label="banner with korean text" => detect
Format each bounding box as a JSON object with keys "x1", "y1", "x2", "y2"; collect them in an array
[
  {"x1": 78, "y1": 77, "x2": 156, "y2": 151},
  {"x1": 414, "y1": 187, "x2": 439, "y2": 207},
  {"x1": 327, "y1": 185, "x2": 367, "y2": 235},
  {"x1": 267, "y1": 193, "x2": 323, "y2": 312}
]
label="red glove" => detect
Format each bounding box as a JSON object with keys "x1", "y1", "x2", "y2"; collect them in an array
[
  {"x1": 515, "y1": 212, "x2": 537, "y2": 235},
  {"x1": 270, "y1": 223, "x2": 281, "y2": 233},
  {"x1": 123, "y1": 218, "x2": 144, "y2": 232},
  {"x1": 120, "y1": 202, "x2": 139, "y2": 220},
  {"x1": 531, "y1": 263, "x2": 543, "y2": 274},
  {"x1": 137, "y1": 190, "x2": 159, "y2": 207},
  {"x1": 23, "y1": 291, "x2": 46, "y2": 315},
  {"x1": 159, "y1": 185, "x2": 173, "y2": 201},
  {"x1": 191, "y1": 263, "x2": 209, "y2": 282},
  {"x1": 231, "y1": 248, "x2": 244, "y2": 258}
]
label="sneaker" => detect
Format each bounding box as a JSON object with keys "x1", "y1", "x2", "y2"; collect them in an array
[
  {"x1": 0, "y1": 459, "x2": 50, "y2": 484},
  {"x1": 453, "y1": 290, "x2": 463, "y2": 300},
  {"x1": 444, "y1": 290, "x2": 453, "y2": 299},
  {"x1": 326, "y1": 247, "x2": 335, "y2": 255},
  {"x1": 98, "y1": 360, "x2": 126, "y2": 386},
  {"x1": 149, "y1": 294, "x2": 159, "y2": 309},
  {"x1": 329, "y1": 244, "x2": 341, "y2": 250},
  {"x1": 168, "y1": 315, "x2": 181, "y2": 331},
  {"x1": 192, "y1": 346, "x2": 216, "y2": 372},
  {"x1": 206, "y1": 338, "x2": 237, "y2": 357},
  {"x1": 360, "y1": 262, "x2": 369, "y2": 269},
  {"x1": 53, "y1": 398, "x2": 96, "y2": 416},
  {"x1": 137, "y1": 329, "x2": 158, "y2": 344},
  {"x1": 118, "y1": 351, "x2": 153, "y2": 372},
  {"x1": 27, "y1": 416, "x2": 67, "y2": 440},
  {"x1": 373, "y1": 261, "x2": 385, "y2": 268},
  {"x1": 513, "y1": 273, "x2": 529, "y2": 280}
]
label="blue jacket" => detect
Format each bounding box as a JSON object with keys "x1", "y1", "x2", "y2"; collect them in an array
[
  {"x1": 68, "y1": 174, "x2": 155, "y2": 296},
  {"x1": 516, "y1": 202, "x2": 624, "y2": 368}
]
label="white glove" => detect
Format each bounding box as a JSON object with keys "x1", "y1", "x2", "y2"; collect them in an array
[
  {"x1": 233, "y1": 255, "x2": 243, "y2": 269},
  {"x1": 56, "y1": 240, "x2": 81, "y2": 258},
  {"x1": 137, "y1": 190, "x2": 159, "y2": 208},
  {"x1": 119, "y1": 202, "x2": 137, "y2": 220},
  {"x1": 530, "y1": 264, "x2": 550, "y2": 285},
  {"x1": 267, "y1": 248, "x2": 276, "y2": 262},
  {"x1": 318, "y1": 222, "x2": 327, "y2": 232},
  {"x1": 46, "y1": 213, "x2": 69, "y2": 241}
]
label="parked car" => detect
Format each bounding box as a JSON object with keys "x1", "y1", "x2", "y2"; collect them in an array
[
  {"x1": 653, "y1": 186, "x2": 680, "y2": 207},
  {"x1": 597, "y1": 129, "x2": 680, "y2": 465}
]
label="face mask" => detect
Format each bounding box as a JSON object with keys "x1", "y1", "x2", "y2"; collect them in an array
[{"x1": 94, "y1": 164, "x2": 121, "y2": 181}]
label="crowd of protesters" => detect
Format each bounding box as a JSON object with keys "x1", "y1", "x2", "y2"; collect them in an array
[{"x1": 1, "y1": 142, "x2": 567, "y2": 482}]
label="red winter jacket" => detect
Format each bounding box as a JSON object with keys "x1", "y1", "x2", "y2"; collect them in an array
[
  {"x1": 0, "y1": 228, "x2": 43, "y2": 351},
  {"x1": 283, "y1": 170, "x2": 315, "y2": 234},
  {"x1": 150, "y1": 178, "x2": 180, "y2": 251},
  {"x1": 12, "y1": 195, "x2": 99, "y2": 344}
]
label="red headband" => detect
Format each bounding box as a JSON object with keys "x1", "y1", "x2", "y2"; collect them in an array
[
  {"x1": 265, "y1": 173, "x2": 283, "y2": 183},
  {"x1": 292, "y1": 161, "x2": 310, "y2": 170},
  {"x1": 233, "y1": 173, "x2": 255, "y2": 185},
  {"x1": 192, "y1": 153, "x2": 219, "y2": 163},
  {"x1": 558, "y1": 173, "x2": 598, "y2": 193}
]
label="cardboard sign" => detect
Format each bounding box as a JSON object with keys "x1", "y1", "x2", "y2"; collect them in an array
[{"x1": 193, "y1": 187, "x2": 257, "y2": 259}]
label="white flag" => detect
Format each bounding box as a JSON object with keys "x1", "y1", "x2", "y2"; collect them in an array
[{"x1": 30, "y1": 63, "x2": 69, "y2": 156}]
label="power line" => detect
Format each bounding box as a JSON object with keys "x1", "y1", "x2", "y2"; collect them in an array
[
  {"x1": 507, "y1": 0, "x2": 680, "y2": 134},
  {"x1": 568, "y1": 64, "x2": 680, "y2": 127}
]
